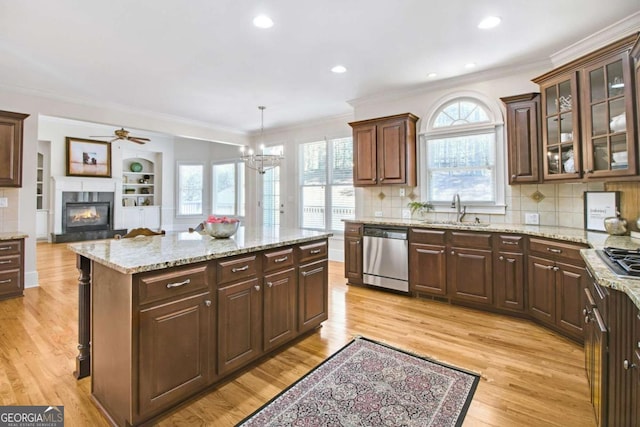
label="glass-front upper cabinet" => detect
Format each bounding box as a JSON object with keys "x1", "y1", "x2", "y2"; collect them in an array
[
  {"x1": 582, "y1": 53, "x2": 636, "y2": 178},
  {"x1": 540, "y1": 72, "x2": 581, "y2": 180}
]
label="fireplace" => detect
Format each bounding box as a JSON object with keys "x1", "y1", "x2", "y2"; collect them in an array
[{"x1": 63, "y1": 202, "x2": 110, "y2": 233}]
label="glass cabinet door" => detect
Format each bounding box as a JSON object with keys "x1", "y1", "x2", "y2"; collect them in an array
[
  {"x1": 540, "y1": 73, "x2": 580, "y2": 180},
  {"x1": 582, "y1": 53, "x2": 635, "y2": 177}
]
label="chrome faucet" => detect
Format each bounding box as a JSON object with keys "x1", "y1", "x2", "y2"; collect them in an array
[{"x1": 451, "y1": 193, "x2": 466, "y2": 222}]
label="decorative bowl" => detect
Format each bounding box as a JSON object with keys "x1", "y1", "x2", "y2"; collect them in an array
[
  {"x1": 204, "y1": 221, "x2": 239, "y2": 238},
  {"x1": 604, "y1": 216, "x2": 627, "y2": 235},
  {"x1": 130, "y1": 162, "x2": 143, "y2": 172}
]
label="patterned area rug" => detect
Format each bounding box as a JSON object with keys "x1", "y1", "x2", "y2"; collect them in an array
[{"x1": 237, "y1": 337, "x2": 479, "y2": 426}]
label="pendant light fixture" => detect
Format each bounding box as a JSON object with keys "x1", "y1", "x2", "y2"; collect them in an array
[{"x1": 240, "y1": 106, "x2": 283, "y2": 174}]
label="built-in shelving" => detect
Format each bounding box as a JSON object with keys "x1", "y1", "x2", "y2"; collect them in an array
[{"x1": 122, "y1": 158, "x2": 155, "y2": 207}]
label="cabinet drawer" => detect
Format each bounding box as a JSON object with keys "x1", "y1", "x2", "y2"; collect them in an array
[
  {"x1": 450, "y1": 232, "x2": 492, "y2": 249},
  {"x1": 138, "y1": 264, "x2": 209, "y2": 306},
  {"x1": 529, "y1": 238, "x2": 586, "y2": 261},
  {"x1": 409, "y1": 228, "x2": 446, "y2": 245},
  {"x1": 344, "y1": 222, "x2": 363, "y2": 236},
  {"x1": 217, "y1": 255, "x2": 258, "y2": 286},
  {"x1": 0, "y1": 240, "x2": 22, "y2": 256},
  {"x1": 0, "y1": 269, "x2": 21, "y2": 296},
  {"x1": 494, "y1": 235, "x2": 525, "y2": 252},
  {"x1": 298, "y1": 240, "x2": 328, "y2": 263},
  {"x1": 0, "y1": 254, "x2": 21, "y2": 271},
  {"x1": 263, "y1": 247, "x2": 294, "y2": 273}
]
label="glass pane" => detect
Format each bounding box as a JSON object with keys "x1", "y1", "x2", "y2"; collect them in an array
[
  {"x1": 427, "y1": 134, "x2": 494, "y2": 169},
  {"x1": 212, "y1": 163, "x2": 235, "y2": 215},
  {"x1": 593, "y1": 138, "x2": 609, "y2": 171},
  {"x1": 590, "y1": 68, "x2": 606, "y2": 102},
  {"x1": 561, "y1": 147, "x2": 577, "y2": 174},
  {"x1": 547, "y1": 117, "x2": 559, "y2": 145},
  {"x1": 238, "y1": 163, "x2": 245, "y2": 217},
  {"x1": 263, "y1": 145, "x2": 282, "y2": 228},
  {"x1": 301, "y1": 141, "x2": 326, "y2": 185},
  {"x1": 330, "y1": 185, "x2": 355, "y2": 231},
  {"x1": 607, "y1": 60, "x2": 624, "y2": 98},
  {"x1": 558, "y1": 80, "x2": 572, "y2": 113},
  {"x1": 591, "y1": 103, "x2": 608, "y2": 137},
  {"x1": 547, "y1": 147, "x2": 562, "y2": 175},
  {"x1": 301, "y1": 186, "x2": 325, "y2": 229},
  {"x1": 545, "y1": 86, "x2": 558, "y2": 115},
  {"x1": 331, "y1": 137, "x2": 353, "y2": 185},
  {"x1": 178, "y1": 164, "x2": 203, "y2": 215},
  {"x1": 434, "y1": 100, "x2": 489, "y2": 127},
  {"x1": 428, "y1": 169, "x2": 494, "y2": 203},
  {"x1": 611, "y1": 134, "x2": 628, "y2": 169},
  {"x1": 559, "y1": 112, "x2": 574, "y2": 135},
  {"x1": 609, "y1": 98, "x2": 626, "y2": 133}
]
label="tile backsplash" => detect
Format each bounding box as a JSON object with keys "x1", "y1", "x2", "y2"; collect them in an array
[
  {"x1": 355, "y1": 182, "x2": 606, "y2": 229},
  {"x1": 0, "y1": 188, "x2": 20, "y2": 232}
]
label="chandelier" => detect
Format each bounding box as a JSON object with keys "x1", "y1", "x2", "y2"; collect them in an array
[{"x1": 240, "y1": 106, "x2": 283, "y2": 174}]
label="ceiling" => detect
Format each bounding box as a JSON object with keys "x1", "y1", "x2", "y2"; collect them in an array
[{"x1": 1, "y1": 1, "x2": 638, "y2": 135}]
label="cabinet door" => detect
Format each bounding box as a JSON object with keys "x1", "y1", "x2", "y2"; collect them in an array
[
  {"x1": 449, "y1": 247, "x2": 493, "y2": 305},
  {"x1": 502, "y1": 93, "x2": 541, "y2": 184},
  {"x1": 582, "y1": 53, "x2": 636, "y2": 178},
  {"x1": 217, "y1": 278, "x2": 262, "y2": 375},
  {"x1": 494, "y1": 251, "x2": 525, "y2": 312},
  {"x1": 539, "y1": 73, "x2": 581, "y2": 180},
  {"x1": 588, "y1": 307, "x2": 608, "y2": 427},
  {"x1": 352, "y1": 124, "x2": 378, "y2": 185},
  {"x1": 527, "y1": 255, "x2": 556, "y2": 324},
  {"x1": 121, "y1": 206, "x2": 143, "y2": 229},
  {"x1": 409, "y1": 243, "x2": 446, "y2": 296},
  {"x1": 138, "y1": 292, "x2": 212, "y2": 417},
  {"x1": 298, "y1": 260, "x2": 328, "y2": 333},
  {"x1": 142, "y1": 206, "x2": 161, "y2": 229},
  {"x1": 263, "y1": 268, "x2": 297, "y2": 351},
  {"x1": 376, "y1": 118, "x2": 406, "y2": 185},
  {"x1": 344, "y1": 235, "x2": 363, "y2": 284},
  {"x1": 556, "y1": 261, "x2": 587, "y2": 340},
  {"x1": 0, "y1": 111, "x2": 28, "y2": 188}
]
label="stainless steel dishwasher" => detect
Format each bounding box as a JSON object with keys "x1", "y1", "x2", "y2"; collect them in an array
[{"x1": 362, "y1": 225, "x2": 409, "y2": 292}]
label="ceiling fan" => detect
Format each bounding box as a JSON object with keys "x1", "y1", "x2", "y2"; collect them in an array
[{"x1": 91, "y1": 128, "x2": 150, "y2": 144}]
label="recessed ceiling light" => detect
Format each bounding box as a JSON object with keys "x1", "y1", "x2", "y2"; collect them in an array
[
  {"x1": 465, "y1": 63, "x2": 476, "y2": 69},
  {"x1": 331, "y1": 65, "x2": 347, "y2": 74},
  {"x1": 427, "y1": 72, "x2": 437, "y2": 78},
  {"x1": 253, "y1": 15, "x2": 274, "y2": 29},
  {"x1": 478, "y1": 16, "x2": 501, "y2": 29}
]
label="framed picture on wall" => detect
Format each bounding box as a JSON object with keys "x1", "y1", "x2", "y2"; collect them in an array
[
  {"x1": 584, "y1": 191, "x2": 620, "y2": 232},
  {"x1": 66, "y1": 137, "x2": 111, "y2": 178}
]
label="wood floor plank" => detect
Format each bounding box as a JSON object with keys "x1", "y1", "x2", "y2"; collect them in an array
[{"x1": 0, "y1": 243, "x2": 595, "y2": 426}]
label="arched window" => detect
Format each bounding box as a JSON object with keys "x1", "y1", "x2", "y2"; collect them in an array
[{"x1": 421, "y1": 96, "x2": 505, "y2": 212}]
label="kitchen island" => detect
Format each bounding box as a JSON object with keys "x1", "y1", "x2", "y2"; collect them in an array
[{"x1": 68, "y1": 227, "x2": 331, "y2": 427}]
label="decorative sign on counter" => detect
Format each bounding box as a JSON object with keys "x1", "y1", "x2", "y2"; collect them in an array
[{"x1": 584, "y1": 191, "x2": 619, "y2": 232}]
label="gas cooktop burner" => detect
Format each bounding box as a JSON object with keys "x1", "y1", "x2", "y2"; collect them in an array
[{"x1": 597, "y1": 247, "x2": 640, "y2": 279}]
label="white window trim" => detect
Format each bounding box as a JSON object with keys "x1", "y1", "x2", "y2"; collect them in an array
[
  {"x1": 419, "y1": 93, "x2": 506, "y2": 215},
  {"x1": 211, "y1": 160, "x2": 245, "y2": 218},
  {"x1": 176, "y1": 161, "x2": 205, "y2": 217}
]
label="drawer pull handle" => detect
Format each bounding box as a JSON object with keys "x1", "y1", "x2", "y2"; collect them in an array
[
  {"x1": 623, "y1": 359, "x2": 636, "y2": 370},
  {"x1": 204, "y1": 300, "x2": 212, "y2": 307},
  {"x1": 547, "y1": 248, "x2": 562, "y2": 254},
  {"x1": 166, "y1": 278, "x2": 190, "y2": 289},
  {"x1": 502, "y1": 241, "x2": 518, "y2": 246},
  {"x1": 254, "y1": 284, "x2": 261, "y2": 291},
  {"x1": 0, "y1": 260, "x2": 11, "y2": 265},
  {"x1": 498, "y1": 256, "x2": 504, "y2": 261},
  {"x1": 266, "y1": 282, "x2": 273, "y2": 288},
  {"x1": 274, "y1": 256, "x2": 288, "y2": 263},
  {"x1": 309, "y1": 249, "x2": 322, "y2": 254},
  {"x1": 0, "y1": 279, "x2": 11, "y2": 284},
  {"x1": 0, "y1": 247, "x2": 10, "y2": 251},
  {"x1": 231, "y1": 265, "x2": 249, "y2": 273}
]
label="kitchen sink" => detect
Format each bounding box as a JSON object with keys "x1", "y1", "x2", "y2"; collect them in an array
[{"x1": 420, "y1": 220, "x2": 491, "y2": 227}]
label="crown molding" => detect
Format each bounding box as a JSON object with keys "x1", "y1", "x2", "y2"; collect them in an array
[
  {"x1": 551, "y1": 11, "x2": 640, "y2": 67},
  {"x1": 257, "y1": 112, "x2": 354, "y2": 137}
]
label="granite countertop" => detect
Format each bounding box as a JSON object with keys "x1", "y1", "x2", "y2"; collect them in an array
[
  {"x1": 67, "y1": 227, "x2": 333, "y2": 275},
  {"x1": 350, "y1": 217, "x2": 640, "y2": 310},
  {"x1": 0, "y1": 231, "x2": 29, "y2": 240}
]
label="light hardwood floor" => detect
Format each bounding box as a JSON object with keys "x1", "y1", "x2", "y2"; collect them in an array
[{"x1": 0, "y1": 242, "x2": 596, "y2": 426}]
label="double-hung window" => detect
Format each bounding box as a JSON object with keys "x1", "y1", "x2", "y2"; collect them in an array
[
  {"x1": 300, "y1": 137, "x2": 354, "y2": 231},
  {"x1": 212, "y1": 161, "x2": 245, "y2": 217},
  {"x1": 177, "y1": 163, "x2": 204, "y2": 216},
  {"x1": 421, "y1": 97, "x2": 505, "y2": 213}
]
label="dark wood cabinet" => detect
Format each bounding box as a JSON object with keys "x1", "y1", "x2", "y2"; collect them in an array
[
  {"x1": 501, "y1": 93, "x2": 542, "y2": 184},
  {"x1": 0, "y1": 238, "x2": 24, "y2": 300},
  {"x1": 494, "y1": 235, "x2": 525, "y2": 312},
  {"x1": 448, "y1": 246, "x2": 492, "y2": 305},
  {"x1": 349, "y1": 113, "x2": 419, "y2": 186},
  {"x1": 0, "y1": 110, "x2": 29, "y2": 188},
  {"x1": 298, "y1": 259, "x2": 328, "y2": 333},
  {"x1": 344, "y1": 222, "x2": 363, "y2": 285},
  {"x1": 138, "y1": 292, "x2": 213, "y2": 417},
  {"x1": 556, "y1": 260, "x2": 587, "y2": 338},
  {"x1": 263, "y1": 267, "x2": 297, "y2": 351},
  {"x1": 584, "y1": 280, "x2": 608, "y2": 427},
  {"x1": 527, "y1": 255, "x2": 556, "y2": 322},
  {"x1": 409, "y1": 228, "x2": 447, "y2": 297}
]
